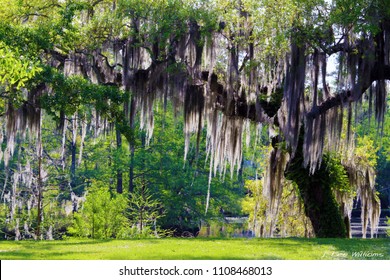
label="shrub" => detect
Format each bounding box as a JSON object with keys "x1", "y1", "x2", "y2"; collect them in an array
[{"x1": 67, "y1": 183, "x2": 128, "y2": 239}]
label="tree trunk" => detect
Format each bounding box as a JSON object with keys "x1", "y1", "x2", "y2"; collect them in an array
[
  {"x1": 129, "y1": 146, "x2": 135, "y2": 193},
  {"x1": 70, "y1": 115, "x2": 77, "y2": 190},
  {"x1": 70, "y1": 141, "x2": 76, "y2": 189},
  {"x1": 128, "y1": 97, "x2": 136, "y2": 193},
  {"x1": 285, "y1": 138, "x2": 347, "y2": 238},
  {"x1": 36, "y1": 115, "x2": 44, "y2": 239},
  {"x1": 116, "y1": 127, "x2": 123, "y2": 194}
]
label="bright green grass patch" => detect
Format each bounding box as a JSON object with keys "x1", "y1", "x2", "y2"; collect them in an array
[{"x1": 0, "y1": 238, "x2": 388, "y2": 260}]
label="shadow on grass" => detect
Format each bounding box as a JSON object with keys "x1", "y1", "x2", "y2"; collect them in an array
[
  {"x1": 11, "y1": 239, "x2": 113, "y2": 246},
  {"x1": 140, "y1": 254, "x2": 285, "y2": 260},
  {"x1": 0, "y1": 250, "x2": 99, "y2": 260},
  {"x1": 1, "y1": 237, "x2": 389, "y2": 260},
  {"x1": 119, "y1": 238, "x2": 319, "y2": 260},
  {"x1": 0, "y1": 239, "x2": 114, "y2": 260}
]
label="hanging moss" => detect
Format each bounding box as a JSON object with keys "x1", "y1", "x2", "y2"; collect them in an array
[
  {"x1": 184, "y1": 84, "x2": 205, "y2": 161},
  {"x1": 258, "y1": 87, "x2": 283, "y2": 118}
]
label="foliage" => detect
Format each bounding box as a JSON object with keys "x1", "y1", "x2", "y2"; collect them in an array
[
  {"x1": 354, "y1": 136, "x2": 379, "y2": 170},
  {"x1": 0, "y1": 41, "x2": 42, "y2": 91},
  {"x1": 67, "y1": 182, "x2": 128, "y2": 239},
  {"x1": 55, "y1": 100, "x2": 246, "y2": 238},
  {"x1": 326, "y1": 153, "x2": 353, "y2": 194},
  {"x1": 242, "y1": 179, "x2": 313, "y2": 237},
  {"x1": 241, "y1": 180, "x2": 267, "y2": 235},
  {"x1": 0, "y1": 192, "x2": 72, "y2": 241},
  {"x1": 0, "y1": 125, "x2": 72, "y2": 240},
  {"x1": 127, "y1": 179, "x2": 164, "y2": 237},
  {"x1": 42, "y1": 73, "x2": 129, "y2": 119},
  {"x1": 130, "y1": 103, "x2": 245, "y2": 235},
  {"x1": 387, "y1": 217, "x2": 390, "y2": 237},
  {"x1": 356, "y1": 101, "x2": 390, "y2": 209}
]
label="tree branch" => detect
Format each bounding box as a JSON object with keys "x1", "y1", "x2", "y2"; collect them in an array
[
  {"x1": 306, "y1": 64, "x2": 390, "y2": 120},
  {"x1": 321, "y1": 42, "x2": 352, "y2": 55}
]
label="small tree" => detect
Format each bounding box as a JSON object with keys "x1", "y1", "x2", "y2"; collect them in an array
[{"x1": 128, "y1": 179, "x2": 164, "y2": 237}]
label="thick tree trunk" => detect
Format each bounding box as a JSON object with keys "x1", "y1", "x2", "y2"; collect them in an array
[
  {"x1": 285, "y1": 138, "x2": 347, "y2": 238},
  {"x1": 295, "y1": 175, "x2": 346, "y2": 238}
]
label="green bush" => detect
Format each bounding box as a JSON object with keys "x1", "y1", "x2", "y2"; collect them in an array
[{"x1": 67, "y1": 183, "x2": 129, "y2": 239}]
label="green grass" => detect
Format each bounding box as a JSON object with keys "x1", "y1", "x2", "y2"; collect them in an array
[{"x1": 0, "y1": 238, "x2": 389, "y2": 260}]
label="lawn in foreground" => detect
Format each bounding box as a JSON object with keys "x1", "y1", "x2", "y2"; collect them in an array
[{"x1": 0, "y1": 238, "x2": 389, "y2": 260}]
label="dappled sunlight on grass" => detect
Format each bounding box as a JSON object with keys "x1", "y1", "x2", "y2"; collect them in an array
[{"x1": 0, "y1": 238, "x2": 388, "y2": 260}]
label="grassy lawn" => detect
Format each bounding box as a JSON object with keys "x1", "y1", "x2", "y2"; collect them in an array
[{"x1": 0, "y1": 238, "x2": 389, "y2": 260}]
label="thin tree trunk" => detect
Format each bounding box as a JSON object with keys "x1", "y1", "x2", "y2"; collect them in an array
[
  {"x1": 36, "y1": 113, "x2": 44, "y2": 239},
  {"x1": 116, "y1": 126, "x2": 123, "y2": 194},
  {"x1": 78, "y1": 115, "x2": 87, "y2": 166},
  {"x1": 60, "y1": 113, "x2": 67, "y2": 171},
  {"x1": 129, "y1": 145, "x2": 135, "y2": 193},
  {"x1": 70, "y1": 114, "x2": 77, "y2": 189},
  {"x1": 128, "y1": 97, "x2": 136, "y2": 193}
]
